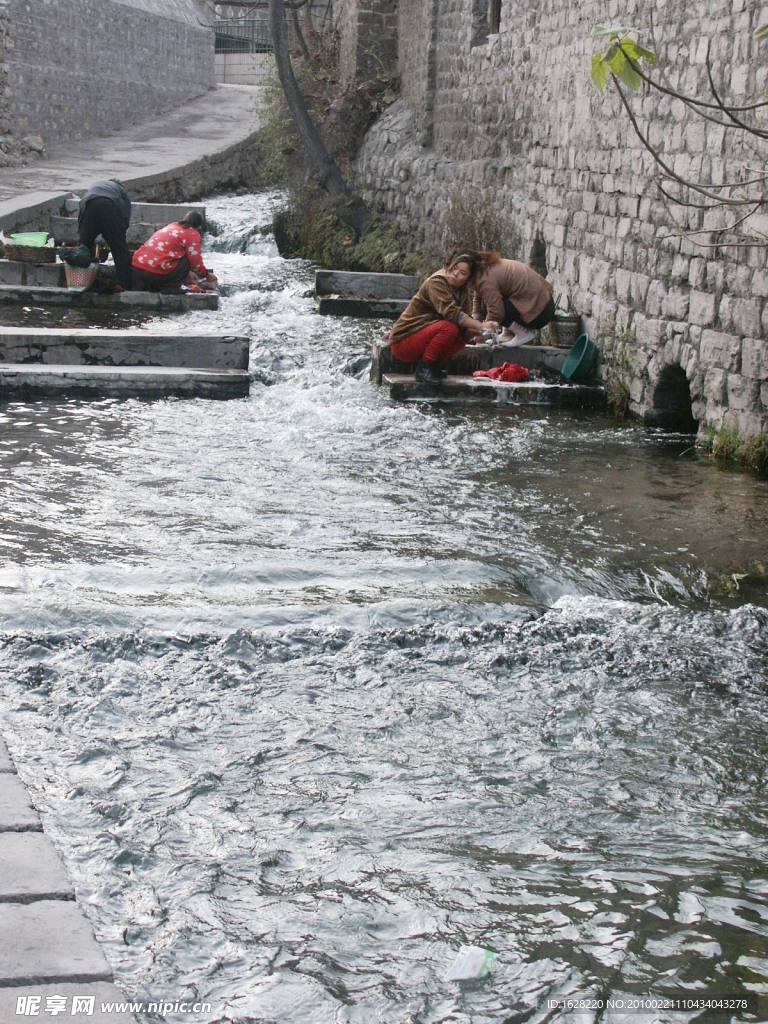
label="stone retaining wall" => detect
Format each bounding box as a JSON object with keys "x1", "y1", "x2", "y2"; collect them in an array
[
  {"x1": 0, "y1": 0, "x2": 214, "y2": 160},
  {"x1": 353, "y1": 0, "x2": 768, "y2": 440},
  {"x1": 334, "y1": 0, "x2": 398, "y2": 86}
]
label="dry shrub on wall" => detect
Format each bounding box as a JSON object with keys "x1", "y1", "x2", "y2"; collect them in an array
[{"x1": 442, "y1": 187, "x2": 521, "y2": 257}]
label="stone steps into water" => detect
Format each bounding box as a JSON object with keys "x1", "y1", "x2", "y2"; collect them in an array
[
  {"x1": 0, "y1": 328, "x2": 248, "y2": 369},
  {"x1": 0, "y1": 363, "x2": 250, "y2": 398},
  {"x1": 315, "y1": 269, "x2": 419, "y2": 319},
  {"x1": 383, "y1": 373, "x2": 606, "y2": 408},
  {"x1": 0, "y1": 283, "x2": 218, "y2": 312},
  {"x1": 371, "y1": 340, "x2": 569, "y2": 384}
]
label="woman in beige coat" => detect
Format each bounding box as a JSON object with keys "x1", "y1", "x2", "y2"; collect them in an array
[{"x1": 468, "y1": 249, "x2": 555, "y2": 344}]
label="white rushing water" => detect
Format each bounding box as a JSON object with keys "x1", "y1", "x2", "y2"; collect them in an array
[{"x1": 0, "y1": 193, "x2": 767, "y2": 1023}]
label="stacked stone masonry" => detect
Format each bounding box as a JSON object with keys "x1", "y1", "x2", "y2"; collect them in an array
[
  {"x1": 0, "y1": 0, "x2": 214, "y2": 160},
  {"x1": 334, "y1": 0, "x2": 398, "y2": 86},
  {"x1": 351, "y1": 0, "x2": 768, "y2": 439}
]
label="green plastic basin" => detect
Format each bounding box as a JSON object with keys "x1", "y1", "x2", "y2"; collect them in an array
[
  {"x1": 562, "y1": 333, "x2": 599, "y2": 381},
  {"x1": 9, "y1": 231, "x2": 51, "y2": 247}
]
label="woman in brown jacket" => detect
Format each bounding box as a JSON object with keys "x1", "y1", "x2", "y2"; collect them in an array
[
  {"x1": 389, "y1": 253, "x2": 501, "y2": 384},
  {"x1": 469, "y1": 250, "x2": 555, "y2": 345}
]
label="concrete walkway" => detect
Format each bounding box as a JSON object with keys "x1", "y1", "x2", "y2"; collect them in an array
[{"x1": 0, "y1": 83, "x2": 265, "y2": 229}]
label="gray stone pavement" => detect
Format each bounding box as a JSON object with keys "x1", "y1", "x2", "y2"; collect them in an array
[
  {"x1": 0, "y1": 737, "x2": 137, "y2": 1019},
  {"x1": 0, "y1": 82, "x2": 264, "y2": 227}
]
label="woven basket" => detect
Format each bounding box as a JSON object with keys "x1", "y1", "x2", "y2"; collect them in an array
[
  {"x1": 3, "y1": 243, "x2": 57, "y2": 264},
  {"x1": 64, "y1": 263, "x2": 98, "y2": 289}
]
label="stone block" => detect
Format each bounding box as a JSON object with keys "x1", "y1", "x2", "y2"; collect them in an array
[
  {"x1": 727, "y1": 373, "x2": 758, "y2": 413},
  {"x1": 742, "y1": 339, "x2": 768, "y2": 381},
  {"x1": 635, "y1": 315, "x2": 664, "y2": 348},
  {"x1": 688, "y1": 258, "x2": 706, "y2": 289},
  {"x1": 615, "y1": 268, "x2": 631, "y2": 304},
  {"x1": 0, "y1": 775, "x2": 40, "y2": 832},
  {"x1": 689, "y1": 290, "x2": 717, "y2": 326},
  {"x1": 0, "y1": 901, "x2": 112, "y2": 985},
  {"x1": 731, "y1": 298, "x2": 762, "y2": 336},
  {"x1": 0, "y1": 735, "x2": 13, "y2": 773},
  {"x1": 0, "y1": 983, "x2": 137, "y2": 1024},
  {"x1": 0, "y1": 833, "x2": 74, "y2": 900},
  {"x1": 662, "y1": 288, "x2": 690, "y2": 320},
  {"x1": 704, "y1": 367, "x2": 727, "y2": 404},
  {"x1": 751, "y1": 268, "x2": 768, "y2": 298},
  {"x1": 700, "y1": 330, "x2": 741, "y2": 372},
  {"x1": 645, "y1": 280, "x2": 666, "y2": 317}
]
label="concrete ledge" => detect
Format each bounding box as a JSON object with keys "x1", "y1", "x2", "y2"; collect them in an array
[
  {"x1": 0, "y1": 900, "x2": 113, "y2": 986},
  {"x1": 0, "y1": 328, "x2": 247, "y2": 369},
  {"x1": 382, "y1": 373, "x2": 607, "y2": 408},
  {"x1": 0, "y1": 284, "x2": 219, "y2": 312},
  {"x1": 315, "y1": 269, "x2": 420, "y2": 300},
  {"x1": 0, "y1": 737, "x2": 13, "y2": 773},
  {"x1": 0, "y1": 834, "x2": 75, "y2": 903},
  {"x1": 0, "y1": 983, "x2": 137, "y2": 1022},
  {"x1": 50, "y1": 216, "x2": 163, "y2": 247},
  {"x1": 0, "y1": 260, "x2": 64, "y2": 287},
  {"x1": 0, "y1": 775, "x2": 41, "y2": 833},
  {"x1": 0, "y1": 363, "x2": 250, "y2": 398},
  {"x1": 64, "y1": 198, "x2": 206, "y2": 223},
  {"x1": 316, "y1": 296, "x2": 408, "y2": 319}
]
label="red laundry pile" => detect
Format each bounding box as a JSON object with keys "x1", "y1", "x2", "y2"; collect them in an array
[{"x1": 473, "y1": 363, "x2": 530, "y2": 383}]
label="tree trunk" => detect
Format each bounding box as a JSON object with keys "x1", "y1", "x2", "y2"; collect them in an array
[{"x1": 268, "y1": 0, "x2": 370, "y2": 236}]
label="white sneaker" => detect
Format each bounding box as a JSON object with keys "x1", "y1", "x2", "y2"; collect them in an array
[{"x1": 506, "y1": 322, "x2": 535, "y2": 346}]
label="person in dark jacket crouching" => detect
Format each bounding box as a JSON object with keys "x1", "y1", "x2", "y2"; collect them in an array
[{"x1": 78, "y1": 180, "x2": 132, "y2": 290}]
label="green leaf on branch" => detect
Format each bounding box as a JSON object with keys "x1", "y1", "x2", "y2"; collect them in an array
[
  {"x1": 590, "y1": 25, "x2": 657, "y2": 94},
  {"x1": 591, "y1": 53, "x2": 610, "y2": 92}
]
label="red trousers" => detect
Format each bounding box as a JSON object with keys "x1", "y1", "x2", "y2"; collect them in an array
[{"x1": 390, "y1": 319, "x2": 466, "y2": 366}]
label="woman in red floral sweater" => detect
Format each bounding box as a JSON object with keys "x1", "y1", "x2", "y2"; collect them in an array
[{"x1": 131, "y1": 211, "x2": 217, "y2": 292}]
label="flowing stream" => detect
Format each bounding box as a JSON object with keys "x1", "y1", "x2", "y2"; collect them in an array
[{"x1": 1, "y1": 193, "x2": 767, "y2": 1023}]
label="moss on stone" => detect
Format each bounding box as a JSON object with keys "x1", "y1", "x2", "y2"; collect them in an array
[{"x1": 703, "y1": 423, "x2": 768, "y2": 475}]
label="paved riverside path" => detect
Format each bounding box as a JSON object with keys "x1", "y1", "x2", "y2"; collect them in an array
[
  {"x1": 0, "y1": 83, "x2": 263, "y2": 225},
  {"x1": 0, "y1": 736, "x2": 136, "y2": 1021}
]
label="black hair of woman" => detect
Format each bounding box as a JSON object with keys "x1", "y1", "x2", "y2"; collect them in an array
[{"x1": 179, "y1": 211, "x2": 205, "y2": 230}]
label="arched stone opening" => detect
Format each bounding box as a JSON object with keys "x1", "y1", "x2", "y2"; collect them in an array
[{"x1": 645, "y1": 364, "x2": 698, "y2": 432}]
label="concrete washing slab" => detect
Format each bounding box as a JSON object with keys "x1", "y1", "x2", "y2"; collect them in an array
[
  {"x1": 49, "y1": 216, "x2": 166, "y2": 247},
  {"x1": 382, "y1": 373, "x2": 607, "y2": 408},
  {"x1": 0, "y1": 327, "x2": 249, "y2": 369},
  {"x1": 315, "y1": 269, "x2": 419, "y2": 319},
  {"x1": 0, "y1": 363, "x2": 251, "y2": 398},
  {"x1": 0, "y1": 284, "x2": 219, "y2": 312}
]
